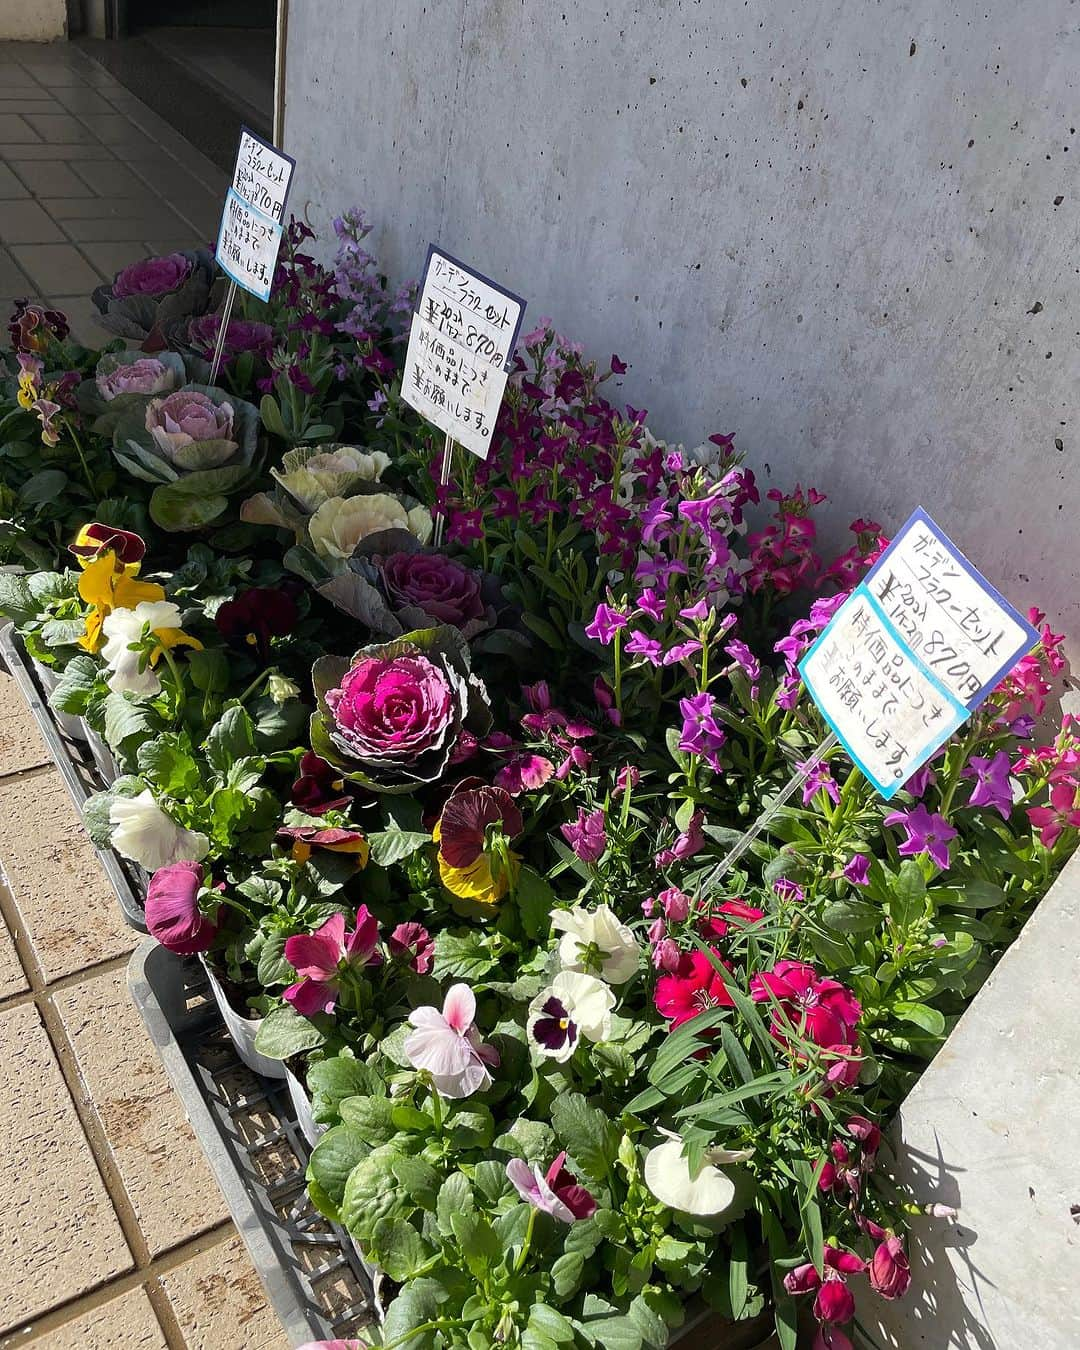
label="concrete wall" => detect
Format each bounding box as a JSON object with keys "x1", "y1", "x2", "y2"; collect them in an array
[
  {"x1": 0, "y1": 0, "x2": 65, "y2": 40},
  {"x1": 282, "y1": 0, "x2": 1080, "y2": 659}
]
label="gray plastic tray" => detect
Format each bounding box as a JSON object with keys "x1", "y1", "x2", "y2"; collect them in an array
[
  {"x1": 0, "y1": 623, "x2": 147, "y2": 931},
  {"x1": 128, "y1": 939, "x2": 378, "y2": 1346}
]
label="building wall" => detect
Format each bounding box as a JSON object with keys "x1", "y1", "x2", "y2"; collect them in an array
[
  {"x1": 282, "y1": 0, "x2": 1080, "y2": 657},
  {"x1": 0, "y1": 0, "x2": 65, "y2": 40}
]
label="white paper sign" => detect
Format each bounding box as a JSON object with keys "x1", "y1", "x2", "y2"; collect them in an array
[
  {"x1": 232, "y1": 127, "x2": 294, "y2": 222},
  {"x1": 402, "y1": 247, "x2": 526, "y2": 458},
  {"x1": 800, "y1": 584, "x2": 969, "y2": 798},
  {"x1": 861, "y1": 508, "x2": 1038, "y2": 708},
  {"x1": 216, "y1": 189, "x2": 280, "y2": 302}
]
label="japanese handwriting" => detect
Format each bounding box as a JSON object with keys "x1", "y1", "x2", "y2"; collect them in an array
[
  {"x1": 216, "y1": 189, "x2": 281, "y2": 301},
  {"x1": 232, "y1": 130, "x2": 293, "y2": 223}
]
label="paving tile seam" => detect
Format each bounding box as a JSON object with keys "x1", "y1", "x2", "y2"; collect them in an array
[
  {"x1": 0, "y1": 760, "x2": 57, "y2": 786},
  {"x1": 0, "y1": 949, "x2": 130, "y2": 1015},
  {"x1": 0, "y1": 1221, "x2": 237, "y2": 1349}
]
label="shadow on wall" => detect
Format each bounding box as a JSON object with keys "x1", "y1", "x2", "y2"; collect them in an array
[{"x1": 857, "y1": 1127, "x2": 1000, "y2": 1350}]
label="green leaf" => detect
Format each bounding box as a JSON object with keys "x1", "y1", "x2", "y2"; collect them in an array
[
  {"x1": 551, "y1": 1250, "x2": 585, "y2": 1298},
  {"x1": 307, "y1": 1124, "x2": 370, "y2": 1207},
  {"x1": 20, "y1": 468, "x2": 68, "y2": 506},
  {"x1": 341, "y1": 1145, "x2": 410, "y2": 1233},
  {"x1": 382, "y1": 1277, "x2": 447, "y2": 1350},
  {"x1": 103, "y1": 691, "x2": 158, "y2": 756},
  {"x1": 49, "y1": 654, "x2": 100, "y2": 716},
  {"x1": 259, "y1": 393, "x2": 289, "y2": 439},
  {"x1": 433, "y1": 929, "x2": 498, "y2": 981},
  {"x1": 889, "y1": 859, "x2": 927, "y2": 930},
  {"x1": 391, "y1": 1153, "x2": 439, "y2": 1209},
  {"x1": 472, "y1": 1159, "x2": 510, "y2": 1203},
  {"x1": 256, "y1": 930, "x2": 293, "y2": 987},
  {"x1": 436, "y1": 1172, "x2": 474, "y2": 1237},
  {"x1": 450, "y1": 1211, "x2": 502, "y2": 1281},
  {"x1": 891, "y1": 1001, "x2": 947, "y2": 1035},
  {"x1": 580, "y1": 1316, "x2": 642, "y2": 1350},
  {"x1": 515, "y1": 865, "x2": 556, "y2": 939},
  {"x1": 338, "y1": 1094, "x2": 398, "y2": 1146},
  {"x1": 822, "y1": 899, "x2": 882, "y2": 934},
  {"x1": 203, "y1": 705, "x2": 257, "y2": 775},
  {"x1": 529, "y1": 1305, "x2": 575, "y2": 1345},
  {"x1": 370, "y1": 1216, "x2": 432, "y2": 1281},
  {"x1": 729, "y1": 1226, "x2": 749, "y2": 1318},
  {"x1": 368, "y1": 827, "x2": 430, "y2": 867},
  {"x1": 137, "y1": 734, "x2": 201, "y2": 797},
  {"x1": 186, "y1": 647, "x2": 230, "y2": 694},
  {"x1": 550, "y1": 1093, "x2": 618, "y2": 1183},
  {"x1": 627, "y1": 1295, "x2": 667, "y2": 1349},
  {"x1": 252, "y1": 1003, "x2": 326, "y2": 1060},
  {"x1": 492, "y1": 1117, "x2": 556, "y2": 1164},
  {"x1": 308, "y1": 1055, "x2": 385, "y2": 1124}
]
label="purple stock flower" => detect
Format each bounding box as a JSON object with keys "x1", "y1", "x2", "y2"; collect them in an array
[
  {"x1": 774, "y1": 877, "x2": 805, "y2": 903},
  {"x1": 625, "y1": 629, "x2": 664, "y2": 665},
  {"x1": 903, "y1": 763, "x2": 937, "y2": 798},
  {"x1": 962, "y1": 751, "x2": 1015, "y2": 820},
  {"x1": 884, "y1": 803, "x2": 957, "y2": 870},
  {"x1": 726, "y1": 638, "x2": 761, "y2": 684},
  {"x1": 585, "y1": 603, "x2": 629, "y2": 645},
  {"x1": 843, "y1": 854, "x2": 871, "y2": 886},
  {"x1": 678, "y1": 692, "x2": 726, "y2": 771},
  {"x1": 561, "y1": 808, "x2": 607, "y2": 863},
  {"x1": 799, "y1": 759, "x2": 840, "y2": 807}
]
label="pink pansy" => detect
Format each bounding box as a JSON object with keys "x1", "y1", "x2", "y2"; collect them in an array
[
  {"x1": 494, "y1": 751, "x2": 555, "y2": 795},
  {"x1": 403, "y1": 983, "x2": 499, "y2": 1099},
  {"x1": 145, "y1": 860, "x2": 218, "y2": 955},
  {"x1": 283, "y1": 907, "x2": 381, "y2": 1016},
  {"x1": 505, "y1": 1151, "x2": 596, "y2": 1223},
  {"x1": 388, "y1": 922, "x2": 434, "y2": 974},
  {"x1": 1027, "y1": 781, "x2": 1080, "y2": 848}
]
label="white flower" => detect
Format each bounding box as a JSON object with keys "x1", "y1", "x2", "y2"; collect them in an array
[
  {"x1": 308, "y1": 493, "x2": 433, "y2": 561},
  {"x1": 526, "y1": 970, "x2": 615, "y2": 1062},
  {"x1": 267, "y1": 672, "x2": 300, "y2": 705},
  {"x1": 108, "y1": 789, "x2": 209, "y2": 871},
  {"x1": 551, "y1": 903, "x2": 640, "y2": 984},
  {"x1": 643, "y1": 1129, "x2": 751, "y2": 1217},
  {"x1": 272, "y1": 444, "x2": 391, "y2": 511},
  {"x1": 100, "y1": 600, "x2": 184, "y2": 696}
]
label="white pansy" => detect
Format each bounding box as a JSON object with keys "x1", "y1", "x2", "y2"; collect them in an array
[
  {"x1": 109, "y1": 789, "x2": 209, "y2": 871},
  {"x1": 100, "y1": 600, "x2": 183, "y2": 696},
  {"x1": 643, "y1": 1129, "x2": 751, "y2": 1217},
  {"x1": 267, "y1": 672, "x2": 300, "y2": 705},
  {"x1": 551, "y1": 903, "x2": 640, "y2": 984},
  {"x1": 308, "y1": 493, "x2": 433, "y2": 561},
  {"x1": 526, "y1": 970, "x2": 616, "y2": 1063}
]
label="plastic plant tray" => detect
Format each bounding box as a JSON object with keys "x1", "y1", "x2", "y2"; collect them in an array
[
  {"x1": 0, "y1": 623, "x2": 147, "y2": 931},
  {"x1": 129, "y1": 939, "x2": 378, "y2": 1345}
]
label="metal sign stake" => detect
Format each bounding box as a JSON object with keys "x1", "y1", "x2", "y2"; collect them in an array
[
  {"x1": 431, "y1": 430, "x2": 455, "y2": 549},
  {"x1": 207, "y1": 280, "x2": 238, "y2": 387}
]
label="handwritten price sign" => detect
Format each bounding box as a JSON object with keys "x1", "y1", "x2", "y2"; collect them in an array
[
  {"x1": 402, "y1": 247, "x2": 526, "y2": 459},
  {"x1": 215, "y1": 126, "x2": 296, "y2": 302},
  {"x1": 800, "y1": 509, "x2": 1039, "y2": 798}
]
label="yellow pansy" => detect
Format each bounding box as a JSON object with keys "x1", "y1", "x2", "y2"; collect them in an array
[{"x1": 78, "y1": 550, "x2": 166, "y2": 653}]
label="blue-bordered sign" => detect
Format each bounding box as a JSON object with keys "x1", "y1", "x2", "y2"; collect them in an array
[
  {"x1": 416, "y1": 245, "x2": 527, "y2": 373},
  {"x1": 799, "y1": 508, "x2": 1038, "y2": 799},
  {"x1": 230, "y1": 125, "x2": 295, "y2": 224}
]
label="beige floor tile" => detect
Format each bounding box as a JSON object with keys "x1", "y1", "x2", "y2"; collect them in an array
[
  {"x1": 0, "y1": 668, "x2": 50, "y2": 777},
  {"x1": 0, "y1": 771, "x2": 138, "y2": 981},
  {"x1": 160, "y1": 1235, "x2": 288, "y2": 1350},
  {"x1": 0, "y1": 1003, "x2": 131, "y2": 1331},
  {"x1": 43, "y1": 1286, "x2": 167, "y2": 1349},
  {"x1": 56, "y1": 965, "x2": 229, "y2": 1256},
  {"x1": 0, "y1": 902, "x2": 27, "y2": 1000}
]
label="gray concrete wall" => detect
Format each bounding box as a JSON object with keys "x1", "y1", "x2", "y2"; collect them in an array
[
  {"x1": 0, "y1": 0, "x2": 65, "y2": 40},
  {"x1": 282, "y1": 0, "x2": 1080, "y2": 657}
]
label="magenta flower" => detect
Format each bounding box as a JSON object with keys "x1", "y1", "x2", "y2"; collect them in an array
[
  {"x1": 561, "y1": 807, "x2": 607, "y2": 862},
  {"x1": 962, "y1": 751, "x2": 1014, "y2": 819},
  {"x1": 784, "y1": 1245, "x2": 866, "y2": 1326},
  {"x1": 663, "y1": 639, "x2": 702, "y2": 666},
  {"x1": 654, "y1": 809, "x2": 706, "y2": 868},
  {"x1": 283, "y1": 907, "x2": 381, "y2": 1016},
  {"x1": 902, "y1": 762, "x2": 937, "y2": 798},
  {"x1": 678, "y1": 692, "x2": 726, "y2": 771},
  {"x1": 659, "y1": 887, "x2": 691, "y2": 921},
  {"x1": 799, "y1": 759, "x2": 840, "y2": 807},
  {"x1": 869, "y1": 1235, "x2": 911, "y2": 1299},
  {"x1": 883, "y1": 803, "x2": 957, "y2": 870},
  {"x1": 842, "y1": 854, "x2": 871, "y2": 886},
  {"x1": 494, "y1": 751, "x2": 555, "y2": 796},
  {"x1": 773, "y1": 877, "x2": 805, "y2": 904},
  {"x1": 506, "y1": 1151, "x2": 596, "y2": 1222},
  {"x1": 403, "y1": 984, "x2": 499, "y2": 1098},
  {"x1": 625, "y1": 629, "x2": 664, "y2": 665},
  {"x1": 145, "y1": 860, "x2": 218, "y2": 955},
  {"x1": 750, "y1": 961, "x2": 861, "y2": 1050},
  {"x1": 388, "y1": 922, "x2": 434, "y2": 974},
  {"x1": 725, "y1": 638, "x2": 761, "y2": 684},
  {"x1": 584, "y1": 603, "x2": 629, "y2": 645},
  {"x1": 1027, "y1": 781, "x2": 1080, "y2": 848}
]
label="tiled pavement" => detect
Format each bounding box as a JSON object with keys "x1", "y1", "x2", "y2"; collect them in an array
[
  {"x1": 0, "y1": 40, "x2": 228, "y2": 341},
  {"x1": 0, "y1": 38, "x2": 287, "y2": 1350}
]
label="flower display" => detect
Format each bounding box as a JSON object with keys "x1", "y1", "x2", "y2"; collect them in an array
[
  {"x1": 403, "y1": 983, "x2": 499, "y2": 1097},
  {"x1": 77, "y1": 548, "x2": 166, "y2": 652},
  {"x1": 144, "y1": 860, "x2": 218, "y2": 954},
  {"x1": 310, "y1": 626, "x2": 490, "y2": 791}
]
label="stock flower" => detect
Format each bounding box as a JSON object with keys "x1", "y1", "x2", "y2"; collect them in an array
[
  {"x1": 527, "y1": 970, "x2": 615, "y2": 1061},
  {"x1": 654, "y1": 949, "x2": 734, "y2": 1028},
  {"x1": 561, "y1": 807, "x2": 607, "y2": 862},
  {"x1": 434, "y1": 777, "x2": 523, "y2": 903},
  {"x1": 310, "y1": 627, "x2": 490, "y2": 792},
  {"x1": 842, "y1": 854, "x2": 870, "y2": 886},
  {"x1": 290, "y1": 752, "x2": 354, "y2": 815},
  {"x1": 1027, "y1": 782, "x2": 1080, "y2": 848},
  {"x1": 750, "y1": 961, "x2": 861, "y2": 1050},
  {"x1": 283, "y1": 906, "x2": 381, "y2": 1015},
  {"x1": 109, "y1": 789, "x2": 209, "y2": 871},
  {"x1": 962, "y1": 751, "x2": 1015, "y2": 819},
  {"x1": 494, "y1": 751, "x2": 554, "y2": 796},
  {"x1": 678, "y1": 693, "x2": 727, "y2": 771},
  {"x1": 100, "y1": 600, "x2": 202, "y2": 695},
  {"x1": 215, "y1": 586, "x2": 298, "y2": 659},
  {"x1": 643, "y1": 1130, "x2": 750, "y2": 1216},
  {"x1": 784, "y1": 1246, "x2": 866, "y2": 1326},
  {"x1": 275, "y1": 825, "x2": 370, "y2": 866},
  {"x1": 388, "y1": 922, "x2": 434, "y2": 974},
  {"x1": 883, "y1": 803, "x2": 957, "y2": 870},
  {"x1": 551, "y1": 903, "x2": 640, "y2": 983},
  {"x1": 773, "y1": 877, "x2": 805, "y2": 904},
  {"x1": 506, "y1": 1152, "x2": 596, "y2": 1222},
  {"x1": 659, "y1": 887, "x2": 691, "y2": 921},
  {"x1": 144, "y1": 860, "x2": 218, "y2": 955},
  {"x1": 799, "y1": 758, "x2": 840, "y2": 807},
  {"x1": 868, "y1": 1235, "x2": 911, "y2": 1299},
  {"x1": 404, "y1": 983, "x2": 499, "y2": 1097},
  {"x1": 584, "y1": 602, "x2": 629, "y2": 645},
  {"x1": 308, "y1": 493, "x2": 432, "y2": 560}
]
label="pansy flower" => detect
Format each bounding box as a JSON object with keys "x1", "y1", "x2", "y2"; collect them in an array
[
  {"x1": 506, "y1": 1151, "x2": 596, "y2": 1222},
  {"x1": 290, "y1": 752, "x2": 354, "y2": 815},
  {"x1": 276, "y1": 824, "x2": 369, "y2": 867},
  {"x1": 77, "y1": 548, "x2": 167, "y2": 653},
  {"x1": 527, "y1": 971, "x2": 615, "y2": 1062},
  {"x1": 215, "y1": 585, "x2": 298, "y2": 660},
  {"x1": 433, "y1": 777, "x2": 522, "y2": 904}
]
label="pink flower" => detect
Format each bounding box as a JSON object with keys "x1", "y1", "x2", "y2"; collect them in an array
[
  {"x1": 659, "y1": 887, "x2": 691, "y2": 921},
  {"x1": 842, "y1": 854, "x2": 870, "y2": 886},
  {"x1": 718, "y1": 899, "x2": 765, "y2": 923},
  {"x1": 403, "y1": 983, "x2": 499, "y2": 1098},
  {"x1": 799, "y1": 759, "x2": 840, "y2": 807},
  {"x1": 494, "y1": 751, "x2": 555, "y2": 795},
  {"x1": 813, "y1": 1327, "x2": 854, "y2": 1350},
  {"x1": 614, "y1": 764, "x2": 640, "y2": 796},
  {"x1": 652, "y1": 937, "x2": 682, "y2": 971},
  {"x1": 784, "y1": 1246, "x2": 866, "y2": 1327},
  {"x1": 869, "y1": 1236, "x2": 911, "y2": 1300},
  {"x1": 750, "y1": 960, "x2": 861, "y2": 1050},
  {"x1": 584, "y1": 602, "x2": 629, "y2": 645},
  {"x1": 654, "y1": 949, "x2": 734, "y2": 1028},
  {"x1": 883, "y1": 803, "x2": 957, "y2": 870},
  {"x1": 561, "y1": 807, "x2": 607, "y2": 862},
  {"x1": 388, "y1": 922, "x2": 434, "y2": 974},
  {"x1": 506, "y1": 1151, "x2": 596, "y2": 1222},
  {"x1": 963, "y1": 751, "x2": 1014, "y2": 819},
  {"x1": 678, "y1": 692, "x2": 726, "y2": 771},
  {"x1": 283, "y1": 907, "x2": 381, "y2": 1016},
  {"x1": 1027, "y1": 781, "x2": 1080, "y2": 848},
  {"x1": 145, "y1": 860, "x2": 218, "y2": 955}
]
